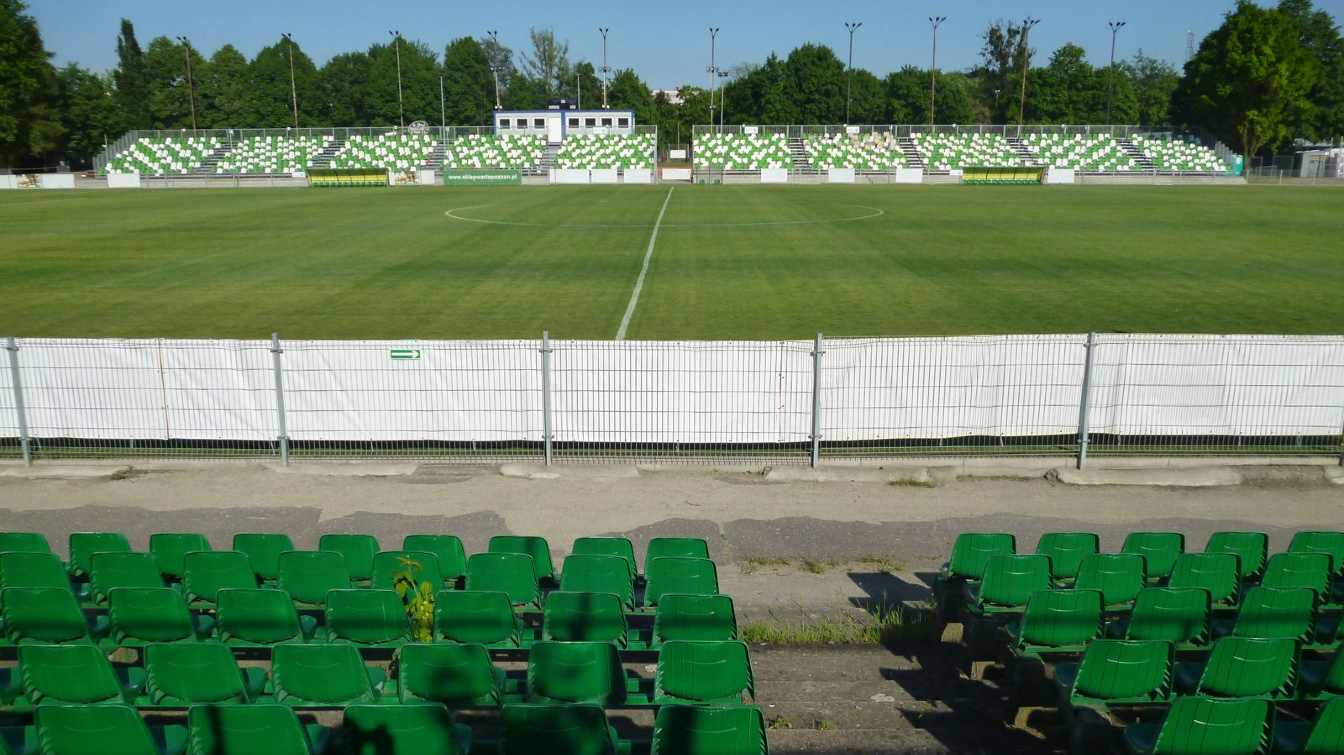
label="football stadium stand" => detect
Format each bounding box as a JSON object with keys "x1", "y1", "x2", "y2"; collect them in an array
[
  {"x1": 327, "y1": 132, "x2": 438, "y2": 171},
  {"x1": 555, "y1": 133, "x2": 657, "y2": 169},
  {"x1": 1019, "y1": 133, "x2": 1145, "y2": 173},
  {"x1": 440, "y1": 134, "x2": 545, "y2": 171},
  {"x1": 214, "y1": 135, "x2": 335, "y2": 175},
  {"x1": 694, "y1": 132, "x2": 792, "y2": 170},
  {"x1": 1133, "y1": 135, "x2": 1231, "y2": 173},
  {"x1": 912, "y1": 132, "x2": 1024, "y2": 171},
  {"x1": 803, "y1": 133, "x2": 906, "y2": 171},
  {"x1": 105, "y1": 135, "x2": 225, "y2": 175}
]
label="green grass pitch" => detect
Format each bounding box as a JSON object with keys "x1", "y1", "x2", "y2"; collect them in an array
[{"x1": 1, "y1": 185, "x2": 1340, "y2": 340}]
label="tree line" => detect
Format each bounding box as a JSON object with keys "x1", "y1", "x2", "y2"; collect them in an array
[{"x1": 1, "y1": 0, "x2": 1339, "y2": 169}]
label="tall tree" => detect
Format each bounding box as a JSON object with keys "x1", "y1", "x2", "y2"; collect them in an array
[
  {"x1": 112, "y1": 18, "x2": 150, "y2": 131},
  {"x1": 365, "y1": 38, "x2": 439, "y2": 125},
  {"x1": 1124, "y1": 50, "x2": 1180, "y2": 126},
  {"x1": 847, "y1": 69, "x2": 886, "y2": 124},
  {"x1": 56, "y1": 64, "x2": 117, "y2": 168},
  {"x1": 562, "y1": 60, "x2": 601, "y2": 107},
  {"x1": 198, "y1": 45, "x2": 249, "y2": 128},
  {"x1": 247, "y1": 38, "x2": 320, "y2": 127},
  {"x1": 442, "y1": 36, "x2": 493, "y2": 126},
  {"x1": 0, "y1": 0, "x2": 62, "y2": 167},
  {"x1": 1277, "y1": 0, "x2": 1344, "y2": 141},
  {"x1": 318, "y1": 52, "x2": 372, "y2": 126},
  {"x1": 973, "y1": 20, "x2": 1031, "y2": 124},
  {"x1": 521, "y1": 27, "x2": 569, "y2": 98},
  {"x1": 783, "y1": 43, "x2": 845, "y2": 123},
  {"x1": 480, "y1": 34, "x2": 515, "y2": 96},
  {"x1": 143, "y1": 36, "x2": 207, "y2": 130},
  {"x1": 607, "y1": 68, "x2": 656, "y2": 127},
  {"x1": 503, "y1": 70, "x2": 545, "y2": 110}
]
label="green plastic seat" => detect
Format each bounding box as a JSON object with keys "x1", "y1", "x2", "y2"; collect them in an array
[
  {"x1": 67, "y1": 532, "x2": 132, "y2": 578},
  {"x1": 1057, "y1": 640, "x2": 1174, "y2": 715},
  {"x1": 231, "y1": 533, "x2": 294, "y2": 582},
  {"x1": 1124, "y1": 588, "x2": 1211, "y2": 649},
  {"x1": 489, "y1": 536, "x2": 556, "y2": 582},
  {"x1": 1, "y1": 587, "x2": 91, "y2": 645},
  {"x1": 1298, "y1": 650, "x2": 1344, "y2": 700},
  {"x1": 1205, "y1": 531, "x2": 1268, "y2": 580},
  {"x1": 465, "y1": 553, "x2": 539, "y2": 607},
  {"x1": 276, "y1": 551, "x2": 350, "y2": 607},
  {"x1": 1006, "y1": 589, "x2": 1102, "y2": 658},
  {"x1": 940, "y1": 533, "x2": 1016, "y2": 582},
  {"x1": 18, "y1": 643, "x2": 129, "y2": 705},
  {"x1": 434, "y1": 590, "x2": 521, "y2": 647},
  {"x1": 187, "y1": 704, "x2": 318, "y2": 755},
  {"x1": 1035, "y1": 532, "x2": 1099, "y2": 583},
  {"x1": 526, "y1": 640, "x2": 627, "y2": 705},
  {"x1": 646, "y1": 538, "x2": 710, "y2": 566},
  {"x1": 1272, "y1": 697, "x2": 1344, "y2": 755},
  {"x1": 543, "y1": 591, "x2": 629, "y2": 646},
  {"x1": 182, "y1": 551, "x2": 256, "y2": 606},
  {"x1": 1288, "y1": 531, "x2": 1344, "y2": 575},
  {"x1": 645, "y1": 557, "x2": 719, "y2": 608},
  {"x1": 572, "y1": 537, "x2": 637, "y2": 580},
  {"x1": 35, "y1": 704, "x2": 187, "y2": 755},
  {"x1": 0, "y1": 532, "x2": 51, "y2": 555},
  {"x1": 149, "y1": 533, "x2": 212, "y2": 581},
  {"x1": 396, "y1": 642, "x2": 504, "y2": 707},
  {"x1": 560, "y1": 554, "x2": 635, "y2": 610},
  {"x1": 317, "y1": 534, "x2": 380, "y2": 584},
  {"x1": 0, "y1": 552, "x2": 70, "y2": 602},
  {"x1": 1231, "y1": 587, "x2": 1316, "y2": 642},
  {"x1": 1169, "y1": 553, "x2": 1241, "y2": 608},
  {"x1": 652, "y1": 704, "x2": 769, "y2": 755},
  {"x1": 498, "y1": 703, "x2": 620, "y2": 755},
  {"x1": 1075, "y1": 553, "x2": 1146, "y2": 609},
  {"x1": 964, "y1": 555, "x2": 1051, "y2": 615},
  {"x1": 1123, "y1": 696, "x2": 1269, "y2": 755},
  {"x1": 1261, "y1": 553, "x2": 1331, "y2": 600},
  {"x1": 324, "y1": 588, "x2": 410, "y2": 647},
  {"x1": 105, "y1": 586, "x2": 201, "y2": 647},
  {"x1": 270, "y1": 643, "x2": 381, "y2": 707},
  {"x1": 89, "y1": 552, "x2": 164, "y2": 606},
  {"x1": 654, "y1": 640, "x2": 754, "y2": 704},
  {"x1": 402, "y1": 535, "x2": 467, "y2": 583},
  {"x1": 1122, "y1": 532, "x2": 1185, "y2": 582},
  {"x1": 143, "y1": 642, "x2": 265, "y2": 706},
  {"x1": 371, "y1": 550, "x2": 443, "y2": 592},
  {"x1": 653, "y1": 594, "x2": 738, "y2": 647},
  {"x1": 337, "y1": 703, "x2": 472, "y2": 755},
  {"x1": 215, "y1": 588, "x2": 314, "y2": 647},
  {"x1": 1183, "y1": 636, "x2": 1297, "y2": 700}
]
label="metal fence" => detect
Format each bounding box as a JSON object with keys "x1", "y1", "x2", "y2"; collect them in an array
[
  {"x1": 4, "y1": 334, "x2": 1343, "y2": 465},
  {"x1": 692, "y1": 124, "x2": 1165, "y2": 139}
]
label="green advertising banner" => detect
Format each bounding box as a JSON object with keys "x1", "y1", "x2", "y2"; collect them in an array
[{"x1": 442, "y1": 169, "x2": 522, "y2": 186}]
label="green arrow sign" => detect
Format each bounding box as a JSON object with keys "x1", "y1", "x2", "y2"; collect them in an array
[{"x1": 390, "y1": 349, "x2": 421, "y2": 360}]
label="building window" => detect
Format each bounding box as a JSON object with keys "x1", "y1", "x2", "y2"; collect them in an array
[
  {"x1": 516, "y1": 118, "x2": 528, "y2": 129},
  {"x1": 499, "y1": 119, "x2": 511, "y2": 129},
  {"x1": 601, "y1": 118, "x2": 613, "y2": 127},
  {"x1": 585, "y1": 118, "x2": 596, "y2": 127},
  {"x1": 569, "y1": 118, "x2": 579, "y2": 127},
  {"x1": 618, "y1": 118, "x2": 629, "y2": 127},
  {"x1": 534, "y1": 118, "x2": 545, "y2": 129}
]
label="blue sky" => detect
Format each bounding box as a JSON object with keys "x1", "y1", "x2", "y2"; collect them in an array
[{"x1": 27, "y1": 0, "x2": 1321, "y2": 89}]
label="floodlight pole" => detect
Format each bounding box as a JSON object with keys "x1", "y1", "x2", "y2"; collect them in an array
[
  {"x1": 707, "y1": 27, "x2": 719, "y2": 133},
  {"x1": 487, "y1": 30, "x2": 502, "y2": 111},
  {"x1": 389, "y1": 30, "x2": 405, "y2": 129},
  {"x1": 718, "y1": 70, "x2": 729, "y2": 128},
  {"x1": 599, "y1": 27, "x2": 610, "y2": 109},
  {"x1": 928, "y1": 16, "x2": 946, "y2": 126},
  {"x1": 576, "y1": 71, "x2": 581, "y2": 110},
  {"x1": 439, "y1": 75, "x2": 446, "y2": 131},
  {"x1": 176, "y1": 36, "x2": 197, "y2": 132},
  {"x1": 1017, "y1": 18, "x2": 1040, "y2": 129},
  {"x1": 844, "y1": 21, "x2": 861, "y2": 124},
  {"x1": 1105, "y1": 21, "x2": 1126, "y2": 124},
  {"x1": 283, "y1": 33, "x2": 300, "y2": 129}
]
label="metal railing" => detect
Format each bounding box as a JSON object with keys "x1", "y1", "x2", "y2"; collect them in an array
[{"x1": 692, "y1": 124, "x2": 1162, "y2": 139}]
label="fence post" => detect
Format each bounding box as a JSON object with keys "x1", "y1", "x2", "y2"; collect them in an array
[
  {"x1": 1076, "y1": 331, "x2": 1097, "y2": 469},
  {"x1": 540, "y1": 330, "x2": 554, "y2": 466},
  {"x1": 810, "y1": 332, "x2": 825, "y2": 467},
  {"x1": 269, "y1": 333, "x2": 289, "y2": 465},
  {"x1": 5, "y1": 337, "x2": 31, "y2": 465}
]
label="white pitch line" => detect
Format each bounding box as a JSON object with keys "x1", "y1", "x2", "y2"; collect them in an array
[{"x1": 615, "y1": 187, "x2": 674, "y2": 340}]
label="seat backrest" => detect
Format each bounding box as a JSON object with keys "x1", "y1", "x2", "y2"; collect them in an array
[
  {"x1": 543, "y1": 591, "x2": 628, "y2": 645},
  {"x1": 35, "y1": 704, "x2": 163, "y2": 755},
  {"x1": 1301, "y1": 697, "x2": 1344, "y2": 754},
  {"x1": 945, "y1": 532, "x2": 1016, "y2": 580},
  {"x1": 498, "y1": 703, "x2": 615, "y2": 755},
  {"x1": 339, "y1": 704, "x2": 467, "y2": 755},
  {"x1": 1232, "y1": 587, "x2": 1315, "y2": 641},
  {"x1": 19, "y1": 643, "x2": 125, "y2": 705},
  {"x1": 372, "y1": 551, "x2": 443, "y2": 592},
  {"x1": 651, "y1": 704, "x2": 768, "y2": 755},
  {"x1": 0, "y1": 586, "x2": 88, "y2": 643},
  {"x1": 1017, "y1": 589, "x2": 1102, "y2": 648},
  {"x1": 325, "y1": 588, "x2": 410, "y2": 645},
  {"x1": 107, "y1": 586, "x2": 197, "y2": 644},
  {"x1": 1072, "y1": 640, "x2": 1172, "y2": 702},
  {"x1": 1075, "y1": 553, "x2": 1146, "y2": 606},
  {"x1": 559, "y1": 554, "x2": 635, "y2": 609},
  {"x1": 187, "y1": 704, "x2": 312, "y2": 755},
  {"x1": 1034, "y1": 532, "x2": 1099, "y2": 581},
  {"x1": 434, "y1": 589, "x2": 519, "y2": 645},
  {"x1": 489, "y1": 536, "x2": 555, "y2": 581},
  {"x1": 0, "y1": 551, "x2": 69, "y2": 593},
  {"x1": 465, "y1": 553, "x2": 538, "y2": 606},
  {"x1": 277, "y1": 550, "x2": 350, "y2": 605},
  {"x1": 149, "y1": 532, "x2": 212, "y2": 580},
  {"x1": 1288, "y1": 530, "x2": 1344, "y2": 574},
  {"x1": 397, "y1": 642, "x2": 500, "y2": 706},
  {"x1": 402, "y1": 535, "x2": 467, "y2": 580},
  {"x1": 183, "y1": 551, "x2": 256, "y2": 604},
  {"x1": 1196, "y1": 636, "x2": 1297, "y2": 699},
  {"x1": 144, "y1": 642, "x2": 249, "y2": 705},
  {"x1": 571, "y1": 537, "x2": 637, "y2": 579},
  {"x1": 653, "y1": 594, "x2": 738, "y2": 646},
  {"x1": 646, "y1": 538, "x2": 710, "y2": 568},
  {"x1": 216, "y1": 588, "x2": 305, "y2": 645},
  {"x1": 1149, "y1": 697, "x2": 1269, "y2": 755},
  {"x1": 1204, "y1": 531, "x2": 1268, "y2": 578},
  {"x1": 1125, "y1": 588, "x2": 1210, "y2": 646},
  {"x1": 318, "y1": 534, "x2": 380, "y2": 582},
  {"x1": 655, "y1": 641, "x2": 753, "y2": 704},
  {"x1": 645, "y1": 557, "x2": 719, "y2": 607},
  {"x1": 1168, "y1": 553, "x2": 1240, "y2": 605},
  {"x1": 527, "y1": 641, "x2": 625, "y2": 705},
  {"x1": 89, "y1": 552, "x2": 164, "y2": 604},
  {"x1": 1121, "y1": 532, "x2": 1185, "y2": 580},
  {"x1": 67, "y1": 532, "x2": 131, "y2": 577},
  {"x1": 231, "y1": 533, "x2": 295, "y2": 581},
  {"x1": 977, "y1": 555, "x2": 1050, "y2": 609},
  {"x1": 0, "y1": 532, "x2": 50, "y2": 555},
  {"x1": 271, "y1": 643, "x2": 378, "y2": 706},
  {"x1": 1260, "y1": 552, "x2": 1331, "y2": 597}
]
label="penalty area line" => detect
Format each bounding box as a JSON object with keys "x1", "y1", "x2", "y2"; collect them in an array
[{"x1": 615, "y1": 187, "x2": 674, "y2": 340}]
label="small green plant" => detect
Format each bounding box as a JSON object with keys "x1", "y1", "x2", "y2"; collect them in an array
[
  {"x1": 739, "y1": 557, "x2": 791, "y2": 575},
  {"x1": 814, "y1": 719, "x2": 834, "y2": 731},
  {"x1": 391, "y1": 555, "x2": 435, "y2": 642},
  {"x1": 767, "y1": 716, "x2": 794, "y2": 730}
]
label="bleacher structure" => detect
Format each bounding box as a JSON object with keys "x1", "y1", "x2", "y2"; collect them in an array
[
  {"x1": 555, "y1": 134, "x2": 657, "y2": 170},
  {"x1": 935, "y1": 529, "x2": 1344, "y2": 753},
  {"x1": 0, "y1": 531, "x2": 764, "y2": 754}
]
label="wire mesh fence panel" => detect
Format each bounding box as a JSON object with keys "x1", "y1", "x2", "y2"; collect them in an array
[{"x1": 0, "y1": 341, "x2": 18, "y2": 459}]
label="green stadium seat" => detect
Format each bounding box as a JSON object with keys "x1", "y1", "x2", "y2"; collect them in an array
[
  {"x1": 270, "y1": 643, "x2": 382, "y2": 707},
  {"x1": 498, "y1": 703, "x2": 621, "y2": 755},
  {"x1": 489, "y1": 536, "x2": 556, "y2": 583},
  {"x1": 654, "y1": 640, "x2": 754, "y2": 704},
  {"x1": 17, "y1": 643, "x2": 131, "y2": 706},
  {"x1": 323, "y1": 588, "x2": 410, "y2": 648},
  {"x1": 646, "y1": 537, "x2": 710, "y2": 565},
  {"x1": 1261, "y1": 553, "x2": 1332, "y2": 602},
  {"x1": 963, "y1": 555, "x2": 1051, "y2": 616},
  {"x1": 1205, "y1": 531, "x2": 1268, "y2": 580},
  {"x1": 1122, "y1": 588, "x2": 1211, "y2": 650},
  {"x1": 336, "y1": 703, "x2": 472, "y2": 755},
  {"x1": 149, "y1": 533, "x2": 212, "y2": 581},
  {"x1": 651, "y1": 704, "x2": 769, "y2": 755},
  {"x1": 1005, "y1": 589, "x2": 1103, "y2": 659},
  {"x1": 1272, "y1": 696, "x2": 1344, "y2": 755},
  {"x1": 1297, "y1": 650, "x2": 1344, "y2": 700},
  {"x1": 645, "y1": 557, "x2": 719, "y2": 608},
  {"x1": 395, "y1": 642, "x2": 504, "y2": 707},
  {"x1": 88, "y1": 552, "x2": 164, "y2": 606},
  {"x1": 276, "y1": 551, "x2": 350, "y2": 608},
  {"x1": 68, "y1": 532, "x2": 131, "y2": 579},
  {"x1": 0, "y1": 552, "x2": 70, "y2": 600},
  {"x1": 1, "y1": 586, "x2": 89, "y2": 646},
  {"x1": 143, "y1": 642, "x2": 266, "y2": 706},
  {"x1": 543, "y1": 591, "x2": 629, "y2": 646},
  {"x1": 402, "y1": 535, "x2": 467, "y2": 583},
  {"x1": 35, "y1": 704, "x2": 187, "y2": 755},
  {"x1": 1121, "y1": 532, "x2": 1185, "y2": 582},
  {"x1": 1180, "y1": 636, "x2": 1297, "y2": 700},
  {"x1": 571, "y1": 537, "x2": 637, "y2": 580},
  {"x1": 560, "y1": 554, "x2": 635, "y2": 610},
  {"x1": 1169, "y1": 553, "x2": 1241, "y2": 608},
  {"x1": 215, "y1": 588, "x2": 315, "y2": 647},
  {"x1": 936, "y1": 533, "x2": 1016, "y2": 618},
  {"x1": 231, "y1": 533, "x2": 294, "y2": 583},
  {"x1": 1075, "y1": 553, "x2": 1146, "y2": 609},
  {"x1": 371, "y1": 550, "x2": 443, "y2": 592},
  {"x1": 1229, "y1": 587, "x2": 1317, "y2": 642},
  {"x1": 186, "y1": 704, "x2": 321, "y2": 755},
  {"x1": 1035, "y1": 532, "x2": 1099, "y2": 584},
  {"x1": 1056, "y1": 640, "x2": 1174, "y2": 717},
  {"x1": 465, "y1": 553, "x2": 539, "y2": 607},
  {"x1": 182, "y1": 551, "x2": 257, "y2": 606},
  {"x1": 1288, "y1": 531, "x2": 1344, "y2": 575},
  {"x1": 434, "y1": 590, "x2": 521, "y2": 647},
  {"x1": 526, "y1": 641, "x2": 628, "y2": 705},
  {"x1": 652, "y1": 594, "x2": 738, "y2": 647},
  {"x1": 0, "y1": 533, "x2": 51, "y2": 555},
  {"x1": 318, "y1": 534, "x2": 379, "y2": 584},
  {"x1": 1123, "y1": 697, "x2": 1270, "y2": 755},
  {"x1": 104, "y1": 587, "x2": 203, "y2": 647}
]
